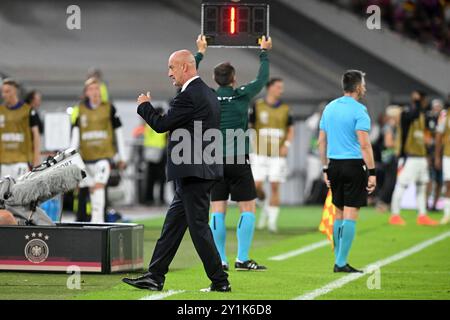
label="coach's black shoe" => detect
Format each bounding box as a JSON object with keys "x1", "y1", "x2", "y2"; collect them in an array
[
  {"x1": 201, "y1": 283, "x2": 232, "y2": 292},
  {"x1": 122, "y1": 273, "x2": 163, "y2": 291},
  {"x1": 235, "y1": 259, "x2": 267, "y2": 271},
  {"x1": 333, "y1": 264, "x2": 363, "y2": 273}
]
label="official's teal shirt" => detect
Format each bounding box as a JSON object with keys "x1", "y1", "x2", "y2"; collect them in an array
[
  {"x1": 319, "y1": 96, "x2": 371, "y2": 159},
  {"x1": 195, "y1": 50, "x2": 269, "y2": 157}
]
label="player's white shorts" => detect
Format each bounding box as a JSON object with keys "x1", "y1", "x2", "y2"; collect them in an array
[
  {"x1": 0, "y1": 162, "x2": 29, "y2": 179},
  {"x1": 443, "y1": 156, "x2": 450, "y2": 182},
  {"x1": 79, "y1": 159, "x2": 111, "y2": 188},
  {"x1": 397, "y1": 157, "x2": 429, "y2": 186},
  {"x1": 251, "y1": 154, "x2": 288, "y2": 183}
]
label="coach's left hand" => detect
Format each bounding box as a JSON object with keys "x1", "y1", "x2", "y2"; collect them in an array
[
  {"x1": 137, "y1": 92, "x2": 152, "y2": 105},
  {"x1": 367, "y1": 175, "x2": 376, "y2": 194}
]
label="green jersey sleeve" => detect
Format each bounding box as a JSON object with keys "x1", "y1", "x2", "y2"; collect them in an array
[
  {"x1": 194, "y1": 52, "x2": 204, "y2": 69},
  {"x1": 236, "y1": 50, "x2": 269, "y2": 99}
]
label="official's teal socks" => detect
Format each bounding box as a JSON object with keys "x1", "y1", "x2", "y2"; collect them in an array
[
  {"x1": 336, "y1": 220, "x2": 356, "y2": 267},
  {"x1": 210, "y1": 212, "x2": 227, "y2": 264},
  {"x1": 236, "y1": 212, "x2": 255, "y2": 262},
  {"x1": 333, "y1": 219, "x2": 343, "y2": 262}
]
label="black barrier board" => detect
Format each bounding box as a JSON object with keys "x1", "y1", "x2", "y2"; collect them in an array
[{"x1": 0, "y1": 223, "x2": 144, "y2": 273}]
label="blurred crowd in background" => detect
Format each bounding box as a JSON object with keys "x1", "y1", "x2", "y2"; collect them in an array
[
  {"x1": 2, "y1": 0, "x2": 450, "y2": 222},
  {"x1": 326, "y1": 0, "x2": 450, "y2": 55},
  {"x1": 2, "y1": 68, "x2": 450, "y2": 223},
  {"x1": 370, "y1": 91, "x2": 450, "y2": 210},
  {"x1": 305, "y1": 90, "x2": 450, "y2": 214}
]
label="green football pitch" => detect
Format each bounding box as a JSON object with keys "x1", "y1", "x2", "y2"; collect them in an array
[{"x1": 1, "y1": 206, "x2": 449, "y2": 300}]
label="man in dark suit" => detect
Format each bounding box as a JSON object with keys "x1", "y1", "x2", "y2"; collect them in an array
[{"x1": 123, "y1": 50, "x2": 230, "y2": 292}]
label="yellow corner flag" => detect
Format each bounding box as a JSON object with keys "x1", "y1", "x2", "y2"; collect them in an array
[{"x1": 318, "y1": 190, "x2": 336, "y2": 249}]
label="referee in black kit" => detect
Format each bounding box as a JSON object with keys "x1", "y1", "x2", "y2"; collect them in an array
[
  {"x1": 318, "y1": 70, "x2": 376, "y2": 273},
  {"x1": 122, "y1": 49, "x2": 230, "y2": 292}
]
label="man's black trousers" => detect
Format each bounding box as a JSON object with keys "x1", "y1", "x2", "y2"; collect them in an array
[{"x1": 148, "y1": 176, "x2": 228, "y2": 286}]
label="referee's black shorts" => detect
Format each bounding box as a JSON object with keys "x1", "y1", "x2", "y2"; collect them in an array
[
  {"x1": 327, "y1": 159, "x2": 368, "y2": 208},
  {"x1": 211, "y1": 156, "x2": 257, "y2": 202}
]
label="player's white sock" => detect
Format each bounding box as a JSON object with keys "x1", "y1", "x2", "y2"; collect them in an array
[
  {"x1": 442, "y1": 198, "x2": 450, "y2": 224},
  {"x1": 257, "y1": 198, "x2": 270, "y2": 229},
  {"x1": 257, "y1": 205, "x2": 268, "y2": 229},
  {"x1": 91, "y1": 188, "x2": 105, "y2": 223},
  {"x1": 267, "y1": 206, "x2": 279, "y2": 232},
  {"x1": 416, "y1": 183, "x2": 427, "y2": 216},
  {"x1": 444, "y1": 198, "x2": 450, "y2": 218},
  {"x1": 390, "y1": 184, "x2": 406, "y2": 215}
]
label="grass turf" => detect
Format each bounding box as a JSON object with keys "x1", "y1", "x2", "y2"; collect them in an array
[{"x1": 0, "y1": 206, "x2": 449, "y2": 300}]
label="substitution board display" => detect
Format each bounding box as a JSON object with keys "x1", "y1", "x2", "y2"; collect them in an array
[{"x1": 201, "y1": 0, "x2": 270, "y2": 48}]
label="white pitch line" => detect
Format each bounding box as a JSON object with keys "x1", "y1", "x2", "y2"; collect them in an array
[
  {"x1": 294, "y1": 230, "x2": 450, "y2": 300},
  {"x1": 140, "y1": 290, "x2": 185, "y2": 300},
  {"x1": 269, "y1": 240, "x2": 330, "y2": 261}
]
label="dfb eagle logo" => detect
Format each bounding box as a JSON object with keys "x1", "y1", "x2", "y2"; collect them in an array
[{"x1": 24, "y1": 234, "x2": 49, "y2": 264}]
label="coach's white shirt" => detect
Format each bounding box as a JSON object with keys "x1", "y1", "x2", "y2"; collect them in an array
[{"x1": 181, "y1": 76, "x2": 200, "y2": 92}]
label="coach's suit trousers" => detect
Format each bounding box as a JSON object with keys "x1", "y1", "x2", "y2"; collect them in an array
[{"x1": 148, "y1": 176, "x2": 228, "y2": 286}]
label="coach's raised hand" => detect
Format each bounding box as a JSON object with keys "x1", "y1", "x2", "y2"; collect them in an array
[{"x1": 137, "y1": 91, "x2": 151, "y2": 105}]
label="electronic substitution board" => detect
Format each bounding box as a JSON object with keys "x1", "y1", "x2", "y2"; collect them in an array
[{"x1": 201, "y1": 0, "x2": 270, "y2": 48}]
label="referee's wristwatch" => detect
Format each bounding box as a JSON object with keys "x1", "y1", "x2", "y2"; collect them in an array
[
  {"x1": 368, "y1": 168, "x2": 376, "y2": 176},
  {"x1": 322, "y1": 166, "x2": 328, "y2": 174}
]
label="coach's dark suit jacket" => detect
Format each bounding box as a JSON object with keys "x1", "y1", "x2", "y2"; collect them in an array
[{"x1": 137, "y1": 77, "x2": 223, "y2": 182}]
